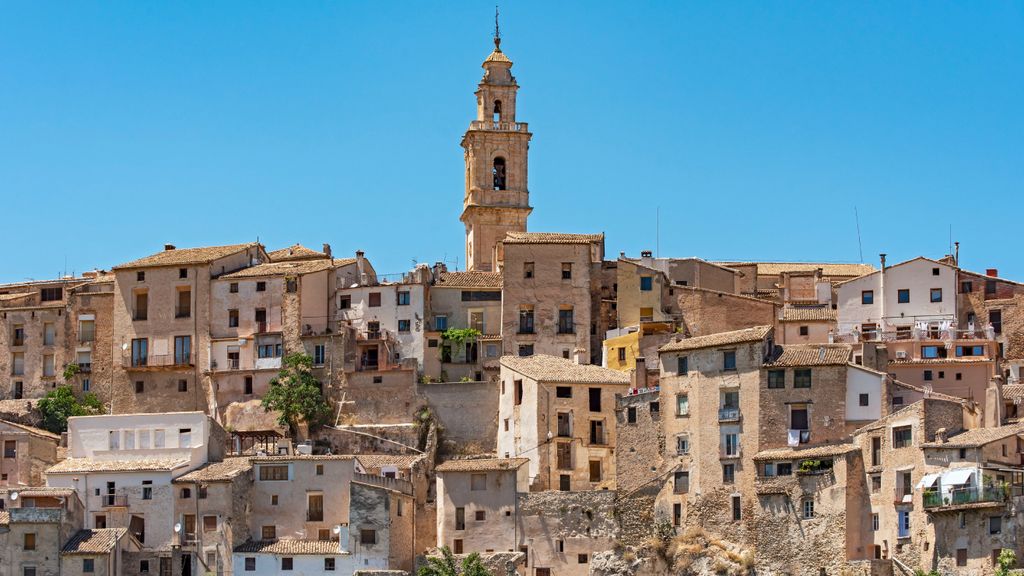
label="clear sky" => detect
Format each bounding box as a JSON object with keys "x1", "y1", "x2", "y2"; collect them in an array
[{"x1": 1, "y1": 1, "x2": 1021, "y2": 283}]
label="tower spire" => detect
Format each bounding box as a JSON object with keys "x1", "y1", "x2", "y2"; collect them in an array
[{"x1": 494, "y1": 5, "x2": 501, "y2": 51}]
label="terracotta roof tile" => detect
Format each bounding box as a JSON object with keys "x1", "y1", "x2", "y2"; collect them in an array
[
  {"x1": 921, "y1": 423, "x2": 1024, "y2": 449},
  {"x1": 766, "y1": 344, "x2": 851, "y2": 367},
  {"x1": 780, "y1": 306, "x2": 837, "y2": 322},
  {"x1": 503, "y1": 232, "x2": 604, "y2": 245},
  {"x1": 62, "y1": 528, "x2": 126, "y2": 555},
  {"x1": 267, "y1": 244, "x2": 329, "y2": 262},
  {"x1": 715, "y1": 262, "x2": 875, "y2": 277},
  {"x1": 0, "y1": 419, "x2": 61, "y2": 440},
  {"x1": 220, "y1": 259, "x2": 348, "y2": 279},
  {"x1": 890, "y1": 357, "x2": 994, "y2": 366},
  {"x1": 436, "y1": 458, "x2": 530, "y2": 472},
  {"x1": 47, "y1": 457, "x2": 189, "y2": 474},
  {"x1": 499, "y1": 355, "x2": 630, "y2": 385},
  {"x1": 354, "y1": 454, "x2": 421, "y2": 470},
  {"x1": 753, "y1": 442, "x2": 858, "y2": 461},
  {"x1": 1002, "y1": 384, "x2": 1024, "y2": 401},
  {"x1": 0, "y1": 487, "x2": 76, "y2": 498},
  {"x1": 435, "y1": 271, "x2": 502, "y2": 289},
  {"x1": 483, "y1": 49, "x2": 512, "y2": 64},
  {"x1": 114, "y1": 243, "x2": 259, "y2": 270},
  {"x1": 173, "y1": 458, "x2": 252, "y2": 483},
  {"x1": 659, "y1": 326, "x2": 772, "y2": 353},
  {"x1": 250, "y1": 455, "x2": 356, "y2": 463},
  {"x1": 233, "y1": 539, "x2": 345, "y2": 555},
  {"x1": 0, "y1": 510, "x2": 8, "y2": 525}
]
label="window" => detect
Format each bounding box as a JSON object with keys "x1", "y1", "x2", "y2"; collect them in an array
[
  {"x1": 281, "y1": 558, "x2": 293, "y2": 571},
  {"x1": 799, "y1": 325, "x2": 809, "y2": 336},
  {"x1": 271, "y1": 495, "x2": 278, "y2": 505},
  {"x1": 325, "y1": 558, "x2": 336, "y2": 571},
  {"x1": 518, "y1": 344, "x2": 533, "y2": 357},
  {"x1": 794, "y1": 369, "x2": 811, "y2": 388},
  {"x1": 893, "y1": 426, "x2": 912, "y2": 448},
  {"x1": 41, "y1": 286, "x2": 63, "y2": 301},
  {"x1": 676, "y1": 435, "x2": 689, "y2": 455},
  {"x1": 986, "y1": 279, "x2": 997, "y2": 295},
  {"x1": 12, "y1": 325, "x2": 25, "y2": 346},
  {"x1": 176, "y1": 288, "x2": 191, "y2": 318},
  {"x1": 228, "y1": 309, "x2": 239, "y2": 328},
  {"x1": 677, "y1": 356, "x2": 688, "y2": 375},
  {"x1": 673, "y1": 503, "x2": 682, "y2": 526},
  {"x1": 261, "y1": 525, "x2": 276, "y2": 539},
  {"x1": 723, "y1": 350, "x2": 736, "y2": 371},
  {"x1": 589, "y1": 388, "x2": 602, "y2": 412},
  {"x1": 626, "y1": 406, "x2": 637, "y2": 423},
  {"x1": 556, "y1": 386, "x2": 572, "y2": 398},
  {"x1": 990, "y1": 310, "x2": 1002, "y2": 335},
  {"x1": 43, "y1": 322, "x2": 55, "y2": 345},
  {"x1": 640, "y1": 276, "x2": 653, "y2": 291},
  {"x1": 136, "y1": 271, "x2": 146, "y2": 282},
  {"x1": 731, "y1": 495, "x2": 741, "y2": 520},
  {"x1": 523, "y1": 262, "x2": 534, "y2": 279},
  {"x1": 229, "y1": 282, "x2": 239, "y2": 293},
  {"x1": 142, "y1": 481, "x2": 153, "y2": 500},
  {"x1": 492, "y1": 156, "x2": 506, "y2": 190},
  {"x1": 676, "y1": 394, "x2": 689, "y2": 416},
  {"x1": 562, "y1": 263, "x2": 572, "y2": 280},
  {"x1": 956, "y1": 345, "x2": 985, "y2": 357},
  {"x1": 339, "y1": 294, "x2": 351, "y2": 309},
  {"x1": 578, "y1": 554, "x2": 589, "y2": 564},
  {"x1": 514, "y1": 380, "x2": 523, "y2": 405},
  {"x1": 673, "y1": 471, "x2": 689, "y2": 493},
  {"x1": 398, "y1": 319, "x2": 411, "y2": 333},
  {"x1": 253, "y1": 281, "x2": 266, "y2": 292},
  {"x1": 897, "y1": 289, "x2": 910, "y2": 303},
  {"x1": 767, "y1": 369, "x2": 785, "y2": 388},
  {"x1": 557, "y1": 308, "x2": 574, "y2": 334},
  {"x1": 859, "y1": 393, "x2": 870, "y2": 407},
  {"x1": 244, "y1": 376, "x2": 253, "y2": 395},
  {"x1": 923, "y1": 370, "x2": 933, "y2": 382},
  {"x1": 989, "y1": 516, "x2": 1002, "y2": 535},
  {"x1": 3, "y1": 440, "x2": 16, "y2": 459},
  {"x1": 790, "y1": 405, "x2": 809, "y2": 431},
  {"x1": 42, "y1": 354, "x2": 55, "y2": 377},
  {"x1": 313, "y1": 344, "x2": 326, "y2": 366},
  {"x1": 133, "y1": 290, "x2": 148, "y2": 320},
  {"x1": 131, "y1": 338, "x2": 149, "y2": 367},
  {"x1": 590, "y1": 420, "x2": 605, "y2": 445},
  {"x1": 360, "y1": 529, "x2": 376, "y2": 545},
  {"x1": 259, "y1": 465, "x2": 289, "y2": 481},
  {"x1": 897, "y1": 510, "x2": 910, "y2": 538},
  {"x1": 921, "y1": 345, "x2": 946, "y2": 359},
  {"x1": 135, "y1": 380, "x2": 145, "y2": 393},
  {"x1": 723, "y1": 463, "x2": 737, "y2": 484},
  {"x1": 203, "y1": 515, "x2": 217, "y2": 532},
  {"x1": 618, "y1": 347, "x2": 626, "y2": 362},
  {"x1": 556, "y1": 442, "x2": 572, "y2": 470},
  {"x1": 197, "y1": 485, "x2": 207, "y2": 499},
  {"x1": 802, "y1": 499, "x2": 814, "y2": 519},
  {"x1": 930, "y1": 288, "x2": 942, "y2": 303},
  {"x1": 589, "y1": 460, "x2": 602, "y2": 482},
  {"x1": 518, "y1": 306, "x2": 534, "y2": 334},
  {"x1": 82, "y1": 378, "x2": 91, "y2": 392},
  {"x1": 181, "y1": 487, "x2": 192, "y2": 499},
  {"x1": 956, "y1": 549, "x2": 967, "y2": 567},
  {"x1": 307, "y1": 493, "x2": 324, "y2": 521},
  {"x1": 368, "y1": 292, "x2": 381, "y2": 307},
  {"x1": 397, "y1": 291, "x2": 410, "y2": 305},
  {"x1": 83, "y1": 560, "x2": 95, "y2": 574},
  {"x1": 244, "y1": 558, "x2": 256, "y2": 571},
  {"x1": 723, "y1": 433, "x2": 739, "y2": 457},
  {"x1": 471, "y1": 473, "x2": 487, "y2": 491},
  {"x1": 892, "y1": 395, "x2": 904, "y2": 406},
  {"x1": 453, "y1": 539, "x2": 464, "y2": 554},
  {"x1": 24, "y1": 532, "x2": 36, "y2": 550},
  {"x1": 961, "y1": 280, "x2": 973, "y2": 293},
  {"x1": 861, "y1": 290, "x2": 874, "y2": 305},
  {"x1": 872, "y1": 513, "x2": 879, "y2": 531}
]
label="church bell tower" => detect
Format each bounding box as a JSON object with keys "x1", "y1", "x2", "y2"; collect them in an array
[{"x1": 460, "y1": 19, "x2": 532, "y2": 272}]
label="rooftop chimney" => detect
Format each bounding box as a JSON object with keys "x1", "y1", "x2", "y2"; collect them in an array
[
  {"x1": 954, "y1": 241, "x2": 959, "y2": 266},
  {"x1": 619, "y1": 251, "x2": 626, "y2": 260},
  {"x1": 632, "y1": 357, "x2": 648, "y2": 391},
  {"x1": 879, "y1": 253, "x2": 887, "y2": 270},
  {"x1": 573, "y1": 348, "x2": 586, "y2": 365},
  {"x1": 641, "y1": 250, "x2": 653, "y2": 258},
  {"x1": 986, "y1": 269, "x2": 998, "y2": 278},
  {"x1": 164, "y1": 244, "x2": 176, "y2": 251},
  {"x1": 355, "y1": 251, "x2": 366, "y2": 284},
  {"x1": 322, "y1": 243, "x2": 332, "y2": 258}
]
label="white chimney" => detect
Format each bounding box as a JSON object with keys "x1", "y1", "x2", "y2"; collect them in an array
[{"x1": 573, "y1": 348, "x2": 586, "y2": 365}]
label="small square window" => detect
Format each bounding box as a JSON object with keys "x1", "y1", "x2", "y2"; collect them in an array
[
  {"x1": 578, "y1": 554, "x2": 589, "y2": 564},
  {"x1": 932, "y1": 267, "x2": 940, "y2": 276},
  {"x1": 897, "y1": 289, "x2": 910, "y2": 303},
  {"x1": 523, "y1": 262, "x2": 534, "y2": 278},
  {"x1": 256, "y1": 281, "x2": 266, "y2": 292},
  {"x1": 799, "y1": 326, "x2": 809, "y2": 336},
  {"x1": 281, "y1": 557, "x2": 293, "y2": 571},
  {"x1": 861, "y1": 290, "x2": 874, "y2": 305},
  {"x1": 556, "y1": 386, "x2": 572, "y2": 398},
  {"x1": 562, "y1": 263, "x2": 572, "y2": 280},
  {"x1": 245, "y1": 557, "x2": 256, "y2": 571},
  {"x1": 179, "y1": 268, "x2": 188, "y2": 279},
  {"x1": 324, "y1": 558, "x2": 336, "y2": 571},
  {"x1": 640, "y1": 277, "x2": 653, "y2": 291},
  {"x1": 137, "y1": 271, "x2": 145, "y2": 282},
  {"x1": 178, "y1": 379, "x2": 188, "y2": 392},
  {"x1": 859, "y1": 393, "x2": 870, "y2": 407},
  {"x1": 767, "y1": 370, "x2": 785, "y2": 389},
  {"x1": 930, "y1": 288, "x2": 942, "y2": 303},
  {"x1": 229, "y1": 282, "x2": 239, "y2": 293},
  {"x1": 316, "y1": 464, "x2": 324, "y2": 476},
  {"x1": 398, "y1": 319, "x2": 411, "y2": 333},
  {"x1": 135, "y1": 381, "x2": 144, "y2": 393},
  {"x1": 397, "y1": 291, "x2": 410, "y2": 305},
  {"x1": 677, "y1": 356, "x2": 688, "y2": 375},
  {"x1": 723, "y1": 350, "x2": 736, "y2": 371}
]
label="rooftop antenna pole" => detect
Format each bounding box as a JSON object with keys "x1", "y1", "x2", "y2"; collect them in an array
[
  {"x1": 656, "y1": 206, "x2": 660, "y2": 258},
  {"x1": 854, "y1": 206, "x2": 864, "y2": 263}
]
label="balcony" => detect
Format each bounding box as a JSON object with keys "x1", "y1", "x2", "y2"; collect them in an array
[
  {"x1": 123, "y1": 353, "x2": 194, "y2": 370},
  {"x1": 469, "y1": 120, "x2": 529, "y2": 132},
  {"x1": 256, "y1": 321, "x2": 268, "y2": 333},
  {"x1": 11, "y1": 337, "x2": 24, "y2": 347},
  {"x1": 719, "y1": 407, "x2": 741, "y2": 422},
  {"x1": 175, "y1": 306, "x2": 191, "y2": 319},
  {"x1": 78, "y1": 363, "x2": 92, "y2": 373},
  {"x1": 923, "y1": 486, "x2": 1006, "y2": 510},
  {"x1": 78, "y1": 334, "x2": 95, "y2": 345},
  {"x1": 101, "y1": 493, "x2": 128, "y2": 507},
  {"x1": 721, "y1": 448, "x2": 742, "y2": 460}
]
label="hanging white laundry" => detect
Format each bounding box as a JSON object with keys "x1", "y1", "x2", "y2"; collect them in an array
[{"x1": 787, "y1": 430, "x2": 800, "y2": 447}]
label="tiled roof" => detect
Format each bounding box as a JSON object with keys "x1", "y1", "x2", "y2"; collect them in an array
[
  {"x1": 503, "y1": 232, "x2": 604, "y2": 245},
  {"x1": 173, "y1": 457, "x2": 252, "y2": 483},
  {"x1": 780, "y1": 306, "x2": 837, "y2": 322},
  {"x1": 499, "y1": 355, "x2": 630, "y2": 385},
  {"x1": 47, "y1": 457, "x2": 189, "y2": 474},
  {"x1": 250, "y1": 455, "x2": 356, "y2": 463},
  {"x1": 0, "y1": 510, "x2": 8, "y2": 525},
  {"x1": 483, "y1": 49, "x2": 512, "y2": 64},
  {"x1": 659, "y1": 325, "x2": 772, "y2": 353},
  {"x1": 435, "y1": 271, "x2": 502, "y2": 289},
  {"x1": 0, "y1": 292, "x2": 33, "y2": 302},
  {"x1": 220, "y1": 259, "x2": 347, "y2": 279},
  {"x1": 436, "y1": 458, "x2": 530, "y2": 472},
  {"x1": 0, "y1": 487, "x2": 76, "y2": 498},
  {"x1": 921, "y1": 424, "x2": 1024, "y2": 449},
  {"x1": 267, "y1": 244, "x2": 330, "y2": 262},
  {"x1": 0, "y1": 419, "x2": 61, "y2": 440},
  {"x1": 715, "y1": 262, "x2": 875, "y2": 277},
  {"x1": 233, "y1": 539, "x2": 345, "y2": 555},
  {"x1": 753, "y1": 442, "x2": 858, "y2": 461},
  {"x1": 890, "y1": 357, "x2": 994, "y2": 366},
  {"x1": 766, "y1": 344, "x2": 851, "y2": 367},
  {"x1": 62, "y1": 528, "x2": 126, "y2": 555},
  {"x1": 354, "y1": 454, "x2": 421, "y2": 470},
  {"x1": 114, "y1": 243, "x2": 259, "y2": 270},
  {"x1": 1002, "y1": 384, "x2": 1024, "y2": 401}
]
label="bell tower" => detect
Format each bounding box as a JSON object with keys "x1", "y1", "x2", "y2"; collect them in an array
[{"x1": 460, "y1": 18, "x2": 532, "y2": 272}]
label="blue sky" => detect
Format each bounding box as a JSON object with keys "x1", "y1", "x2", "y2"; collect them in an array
[{"x1": 1, "y1": 1, "x2": 1021, "y2": 283}]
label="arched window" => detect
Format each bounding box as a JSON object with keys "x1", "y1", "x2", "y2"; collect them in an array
[
  {"x1": 492, "y1": 157, "x2": 507, "y2": 190},
  {"x1": 493, "y1": 100, "x2": 502, "y2": 122}
]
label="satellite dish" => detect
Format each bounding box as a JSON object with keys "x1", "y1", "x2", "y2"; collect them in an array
[
  {"x1": 10, "y1": 491, "x2": 18, "y2": 501},
  {"x1": 332, "y1": 525, "x2": 341, "y2": 535},
  {"x1": 173, "y1": 523, "x2": 182, "y2": 533},
  {"x1": 546, "y1": 431, "x2": 553, "y2": 441},
  {"x1": 121, "y1": 343, "x2": 129, "y2": 351}
]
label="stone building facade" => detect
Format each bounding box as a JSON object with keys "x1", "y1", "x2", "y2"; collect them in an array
[{"x1": 0, "y1": 419, "x2": 60, "y2": 488}]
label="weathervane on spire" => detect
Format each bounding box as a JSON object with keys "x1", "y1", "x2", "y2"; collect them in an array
[{"x1": 494, "y1": 5, "x2": 501, "y2": 51}]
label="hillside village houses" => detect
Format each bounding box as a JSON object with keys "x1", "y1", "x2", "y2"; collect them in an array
[{"x1": 0, "y1": 29, "x2": 1022, "y2": 576}]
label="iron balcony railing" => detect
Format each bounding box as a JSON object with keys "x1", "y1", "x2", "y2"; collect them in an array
[
  {"x1": 923, "y1": 486, "x2": 1005, "y2": 509},
  {"x1": 719, "y1": 407, "x2": 741, "y2": 422},
  {"x1": 124, "y1": 353, "x2": 194, "y2": 369},
  {"x1": 101, "y1": 493, "x2": 128, "y2": 507}
]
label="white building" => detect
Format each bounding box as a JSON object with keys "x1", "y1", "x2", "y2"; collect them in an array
[
  {"x1": 338, "y1": 267, "x2": 430, "y2": 370},
  {"x1": 836, "y1": 256, "x2": 958, "y2": 340}
]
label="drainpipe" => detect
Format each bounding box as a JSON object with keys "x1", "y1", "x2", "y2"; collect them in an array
[{"x1": 879, "y1": 254, "x2": 887, "y2": 334}]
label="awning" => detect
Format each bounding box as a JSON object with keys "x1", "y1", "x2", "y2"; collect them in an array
[
  {"x1": 943, "y1": 468, "x2": 975, "y2": 486},
  {"x1": 916, "y1": 473, "x2": 940, "y2": 489}
]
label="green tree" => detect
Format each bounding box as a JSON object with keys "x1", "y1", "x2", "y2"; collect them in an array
[
  {"x1": 37, "y1": 386, "x2": 103, "y2": 433},
  {"x1": 261, "y1": 353, "x2": 331, "y2": 437},
  {"x1": 995, "y1": 548, "x2": 1017, "y2": 576},
  {"x1": 418, "y1": 546, "x2": 492, "y2": 576}
]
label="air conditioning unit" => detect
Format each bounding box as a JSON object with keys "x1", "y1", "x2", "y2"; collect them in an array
[{"x1": 895, "y1": 351, "x2": 908, "y2": 360}]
